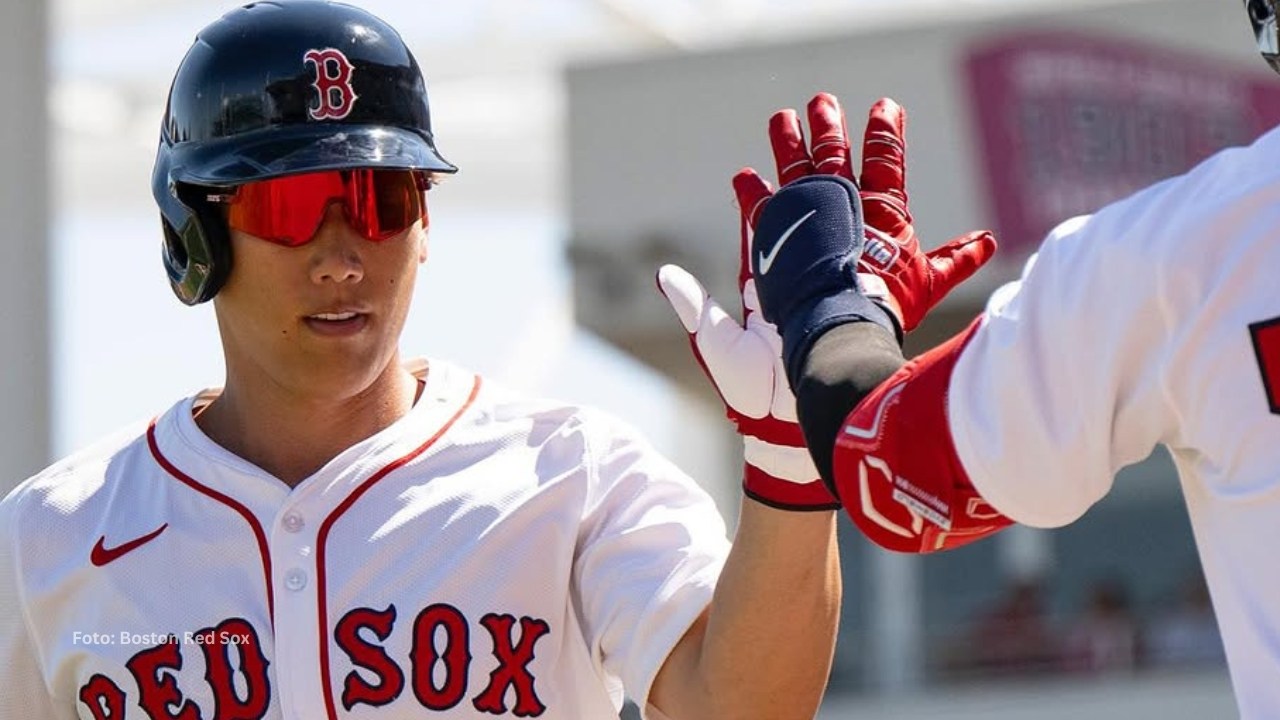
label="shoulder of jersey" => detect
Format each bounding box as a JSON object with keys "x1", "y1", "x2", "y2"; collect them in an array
[
  {"x1": 1036, "y1": 135, "x2": 1276, "y2": 270},
  {"x1": 1162, "y1": 130, "x2": 1280, "y2": 215},
  {"x1": 437, "y1": 361, "x2": 641, "y2": 443},
  {"x1": 2, "y1": 416, "x2": 153, "y2": 515}
]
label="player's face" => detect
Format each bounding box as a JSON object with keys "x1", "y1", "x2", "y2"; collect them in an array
[{"x1": 212, "y1": 197, "x2": 428, "y2": 400}]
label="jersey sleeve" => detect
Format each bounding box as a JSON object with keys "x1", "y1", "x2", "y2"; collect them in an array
[
  {"x1": 948, "y1": 198, "x2": 1180, "y2": 528},
  {"x1": 570, "y1": 412, "x2": 731, "y2": 714},
  {"x1": 0, "y1": 487, "x2": 66, "y2": 720}
]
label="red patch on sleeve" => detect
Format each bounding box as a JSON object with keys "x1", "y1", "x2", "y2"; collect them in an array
[
  {"x1": 833, "y1": 319, "x2": 1013, "y2": 553},
  {"x1": 1249, "y1": 317, "x2": 1280, "y2": 414}
]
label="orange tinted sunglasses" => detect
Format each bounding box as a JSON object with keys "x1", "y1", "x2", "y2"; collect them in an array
[{"x1": 209, "y1": 169, "x2": 430, "y2": 247}]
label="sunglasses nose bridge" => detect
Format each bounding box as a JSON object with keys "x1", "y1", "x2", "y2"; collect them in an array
[{"x1": 315, "y1": 201, "x2": 368, "y2": 244}]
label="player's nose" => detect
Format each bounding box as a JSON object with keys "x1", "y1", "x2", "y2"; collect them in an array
[{"x1": 308, "y1": 204, "x2": 365, "y2": 285}]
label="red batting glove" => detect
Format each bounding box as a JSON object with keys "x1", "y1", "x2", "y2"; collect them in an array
[
  {"x1": 855, "y1": 97, "x2": 996, "y2": 333},
  {"x1": 734, "y1": 93, "x2": 997, "y2": 336},
  {"x1": 656, "y1": 211, "x2": 839, "y2": 511}
]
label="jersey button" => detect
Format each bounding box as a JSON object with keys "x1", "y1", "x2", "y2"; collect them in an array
[
  {"x1": 282, "y1": 512, "x2": 305, "y2": 533},
  {"x1": 284, "y1": 568, "x2": 308, "y2": 592}
]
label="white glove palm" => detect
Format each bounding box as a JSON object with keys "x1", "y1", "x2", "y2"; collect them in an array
[{"x1": 657, "y1": 217, "x2": 838, "y2": 511}]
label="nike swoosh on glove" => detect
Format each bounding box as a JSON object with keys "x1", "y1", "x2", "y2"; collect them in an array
[{"x1": 747, "y1": 174, "x2": 897, "y2": 391}]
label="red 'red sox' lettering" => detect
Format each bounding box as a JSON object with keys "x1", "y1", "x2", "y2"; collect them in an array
[
  {"x1": 78, "y1": 674, "x2": 126, "y2": 720},
  {"x1": 78, "y1": 619, "x2": 270, "y2": 720},
  {"x1": 338, "y1": 604, "x2": 550, "y2": 716},
  {"x1": 126, "y1": 639, "x2": 201, "y2": 720},
  {"x1": 76, "y1": 608, "x2": 549, "y2": 717},
  {"x1": 411, "y1": 604, "x2": 471, "y2": 710},
  {"x1": 472, "y1": 614, "x2": 550, "y2": 717},
  {"x1": 196, "y1": 618, "x2": 271, "y2": 719},
  {"x1": 336, "y1": 605, "x2": 404, "y2": 710}
]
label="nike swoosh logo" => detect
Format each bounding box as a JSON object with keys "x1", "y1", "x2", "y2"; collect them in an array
[
  {"x1": 91, "y1": 524, "x2": 169, "y2": 567},
  {"x1": 757, "y1": 209, "x2": 817, "y2": 275}
]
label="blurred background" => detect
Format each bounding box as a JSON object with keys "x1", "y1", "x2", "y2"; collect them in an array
[{"x1": 2, "y1": 0, "x2": 1268, "y2": 717}]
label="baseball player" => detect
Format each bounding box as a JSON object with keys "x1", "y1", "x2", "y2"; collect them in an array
[
  {"x1": 730, "y1": 1, "x2": 1280, "y2": 716},
  {"x1": 0, "y1": 2, "x2": 841, "y2": 718}
]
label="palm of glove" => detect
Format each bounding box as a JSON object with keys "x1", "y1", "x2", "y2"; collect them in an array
[
  {"x1": 661, "y1": 271, "x2": 801, "y2": 433},
  {"x1": 656, "y1": 217, "x2": 837, "y2": 510},
  {"x1": 731, "y1": 280, "x2": 805, "y2": 435}
]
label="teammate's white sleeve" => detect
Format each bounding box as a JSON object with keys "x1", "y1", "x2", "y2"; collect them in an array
[
  {"x1": 948, "y1": 187, "x2": 1184, "y2": 528},
  {"x1": 0, "y1": 488, "x2": 66, "y2": 720},
  {"x1": 570, "y1": 412, "x2": 730, "y2": 715}
]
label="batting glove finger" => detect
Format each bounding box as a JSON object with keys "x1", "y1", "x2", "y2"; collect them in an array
[
  {"x1": 806, "y1": 92, "x2": 855, "y2": 181},
  {"x1": 732, "y1": 167, "x2": 774, "y2": 230},
  {"x1": 768, "y1": 108, "x2": 815, "y2": 186}
]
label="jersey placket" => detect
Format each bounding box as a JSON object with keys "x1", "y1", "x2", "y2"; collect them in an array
[
  {"x1": 269, "y1": 490, "x2": 329, "y2": 717},
  {"x1": 267, "y1": 364, "x2": 480, "y2": 718}
]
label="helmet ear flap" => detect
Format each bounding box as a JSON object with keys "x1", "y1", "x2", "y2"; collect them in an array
[
  {"x1": 1248, "y1": 0, "x2": 1280, "y2": 72},
  {"x1": 1250, "y1": 0, "x2": 1275, "y2": 23},
  {"x1": 159, "y1": 181, "x2": 233, "y2": 305},
  {"x1": 160, "y1": 215, "x2": 191, "y2": 294}
]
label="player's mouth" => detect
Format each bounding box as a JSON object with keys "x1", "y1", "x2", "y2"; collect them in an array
[{"x1": 303, "y1": 310, "x2": 370, "y2": 337}]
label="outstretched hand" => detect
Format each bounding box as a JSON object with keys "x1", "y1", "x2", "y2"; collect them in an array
[
  {"x1": 656, "y1": 211, "x2": 839, "y2": 510},
  {"x1": 734, "y1": 93, "x2": 996, "y2": 336}
]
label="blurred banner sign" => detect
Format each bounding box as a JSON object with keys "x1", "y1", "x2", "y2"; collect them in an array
[{"x1": 966, "y1": 31, "x2": 1280, "y2": 256}]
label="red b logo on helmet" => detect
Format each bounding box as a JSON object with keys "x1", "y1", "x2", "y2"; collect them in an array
[{"x1": 304, "y1": 48, "x2": 358, "y2": 120}]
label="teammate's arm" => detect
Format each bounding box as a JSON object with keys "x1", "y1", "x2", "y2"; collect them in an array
[
  {"x1": 798, "y1": 207, "x2": 1179, "y2": 551},
  {"x1": 790, "y1": 322, "x2": 900, "y2": 474}
]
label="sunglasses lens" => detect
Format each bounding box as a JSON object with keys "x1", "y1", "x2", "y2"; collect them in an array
[
  {"x1": 226, "y1": 172, "x2": 344, "y2": 247},
  {"x1": 346, "y1": 169, "x2": 426, "y2": 241},
  {"x1": 225, "y1": 170, "x2": 426, "y2": 246}
]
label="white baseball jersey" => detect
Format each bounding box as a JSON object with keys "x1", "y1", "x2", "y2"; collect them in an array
[
  {"x1": 0, "y1": 358, "x2": 730, "y2": 719},
  {"x1": 947, "y1": 123, "x2": 1280, "y2": 717}
]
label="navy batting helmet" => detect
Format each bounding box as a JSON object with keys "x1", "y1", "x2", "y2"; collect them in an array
[
  {"x1": 1247, "y1": 0, "x2": 1280, "y2": 74},
  {"x1": 152, "y1": 0, "x2": 457, "y2": 305}
]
